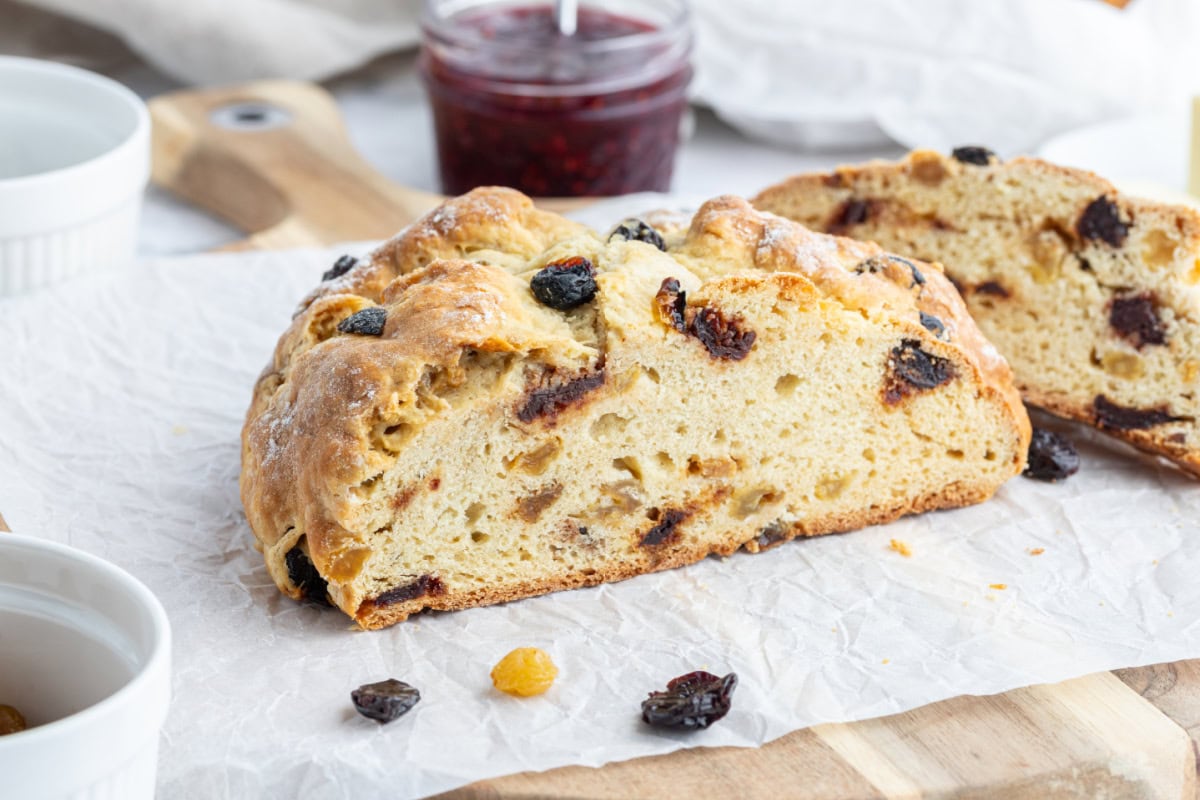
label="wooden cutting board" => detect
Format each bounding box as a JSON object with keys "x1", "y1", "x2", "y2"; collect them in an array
[{"x1": 13, "y1": 79, "x2": 1198, "y2": 799}]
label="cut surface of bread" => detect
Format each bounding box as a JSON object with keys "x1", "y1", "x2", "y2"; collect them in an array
[
  {"x1": 240, "y1": 188, "x2": 1030, "y2": 629},
  {"x1": 754, "y1": 150, "x2": 1200, "y2": 476}
]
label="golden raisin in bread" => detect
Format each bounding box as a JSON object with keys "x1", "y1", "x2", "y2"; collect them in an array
[
  {"x1": 240, "y1": 187, "x2": 1030, "y2": 629},
  {"x1": 754, "y1": 150, "x2": 1200, "y2": 477}
]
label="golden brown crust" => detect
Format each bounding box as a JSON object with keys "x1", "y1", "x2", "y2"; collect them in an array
[
  {"x1": 753, "y1": 150, "x2": 1200, "y2": 477},
  {"x1": 297, "y1": 187, "x2": 590, "y2": 313},
  {"x1": 242, "y1": 187, "x2": 1030, "y2": 628}
]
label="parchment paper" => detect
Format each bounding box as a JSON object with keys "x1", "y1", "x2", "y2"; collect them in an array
[{"x1": 1, "y1": 201, "x2": 1198, "y2": 799}]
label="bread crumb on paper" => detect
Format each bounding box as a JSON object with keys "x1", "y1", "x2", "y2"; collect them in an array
[
  {"x1": 1028, "y1": 547, "x2": 1044, "y2": 556},
  {"x1": 989, "y1": 583, "x2": 1007, "y2": 590},
  {"x1": 889, "y1": 539, "x2": 912, "y2": 557}
]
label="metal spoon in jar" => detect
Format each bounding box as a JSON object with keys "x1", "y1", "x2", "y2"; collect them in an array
[{"x1": 555, "y1": 0, "x2": 578, "y2": 36}]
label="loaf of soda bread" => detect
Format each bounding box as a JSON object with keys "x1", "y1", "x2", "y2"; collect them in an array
[
  {"x1": 241, "y1": 187, "x2": 1030, "y2": 629},
  {"x1": 754, "y1": 149, "x2": 1200, "y2": 476}
]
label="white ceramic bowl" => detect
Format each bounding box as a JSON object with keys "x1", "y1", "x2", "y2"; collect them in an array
[
  {"x1": 0, "y1": 533, "x2": 171, "y2": 800},
  {"x1": 0, "y1": 57, "x2": 149, "y2": 296}
]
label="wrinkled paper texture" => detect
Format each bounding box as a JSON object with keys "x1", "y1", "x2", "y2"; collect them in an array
[{"x1": 1, "y1": 200, "x2": 1198, "y2": 798}]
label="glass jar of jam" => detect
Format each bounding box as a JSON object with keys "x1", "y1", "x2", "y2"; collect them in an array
[{"x1": 420, "y1": 0, "x2": 692, "y2": 197}]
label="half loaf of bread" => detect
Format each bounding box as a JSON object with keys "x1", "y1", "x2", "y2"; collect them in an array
[
  {"x1": 754, "y1": 149, "x2": 1200, "y2": 476},
  {"x1": 241, "y1": 188, "x2": 1030, "y2": 629}
]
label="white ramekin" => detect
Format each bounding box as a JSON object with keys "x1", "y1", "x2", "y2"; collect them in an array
[
  {"x1": 0, "y1": 533, "x2": 171, "y2": 800},
  {"x1": 0, "y1": 57, "x2": 149, "y2": 297}
]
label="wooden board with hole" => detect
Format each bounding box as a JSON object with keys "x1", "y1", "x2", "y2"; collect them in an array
[{"x1": 5, "y1": 79, "x2": 1197, "y2": 800}]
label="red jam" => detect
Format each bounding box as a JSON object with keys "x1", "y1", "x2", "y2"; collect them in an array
[{"x1": 420, "y1": 1, "x2": 692, "y2": 197}]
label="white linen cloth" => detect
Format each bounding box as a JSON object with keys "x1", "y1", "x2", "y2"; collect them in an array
[
  {"x1": 4, "y1": 0, "x2": 1199, "y2": 152},
  {"x1": 1, "y1": 195, "x2": 1199, "y2": 797}
]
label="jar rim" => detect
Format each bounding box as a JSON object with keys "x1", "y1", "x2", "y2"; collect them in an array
[{"x1": 420, "y1": 0, "x2": 691, "y2": 58}]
